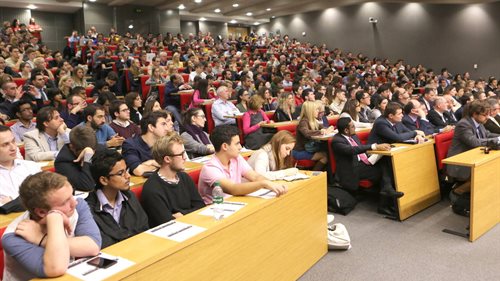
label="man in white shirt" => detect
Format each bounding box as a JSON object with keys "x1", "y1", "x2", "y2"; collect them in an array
[
  {"x1": 188, "y1": 63, "x2": 207, "y2": 83},
  {"x1": 0, "y1": 125, "x2": 41, "y2": 205},
  {"x1": 211, "y1": 86, "x2": 240, "y2": 127}
]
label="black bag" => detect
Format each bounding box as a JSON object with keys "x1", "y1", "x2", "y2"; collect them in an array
[
  {"x1": 0, "y1": 197, "x2": 26, "y2": 214},
  {"x1": 451, "y1": 192, "x2": 470, "y2": 217},
  {"x1": 327, "y1": 185, "x2": 357, "y2": 215}
]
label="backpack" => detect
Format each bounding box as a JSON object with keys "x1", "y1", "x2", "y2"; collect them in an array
[
  {"x1": 451, "y1": 192, "x2": 470, "y2": 217},
  {"x1": 327, "y1": 185, "x2": 357, "y2": 215}
]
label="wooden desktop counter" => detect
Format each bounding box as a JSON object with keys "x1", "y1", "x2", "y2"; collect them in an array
[
  {"x1": 45, "y1": 172, "x2": 328, "y2": 280},
  {"x1": 442, "y1": 147, "x2": 500, "y2": 242},
  {"x1": 369, "y1": 141, "x2": 441, "y2": 220}
]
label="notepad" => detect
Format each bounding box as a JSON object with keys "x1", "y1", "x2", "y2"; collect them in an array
[
  {"x1": 282, "y1": 173, "x2": 310, "y2": 182},
  {"x1": 247, "y1": 189, "x2": 277, "y2": 199},
  {"x1": 146, "y1": 221, "x2": 206, "y2": 242},
  {"x1": 198, "y1": 202, "x2": 247, "y2": 218},
  {"x1": 67, "y1": 252, "x2": 135, "y2": 281}
]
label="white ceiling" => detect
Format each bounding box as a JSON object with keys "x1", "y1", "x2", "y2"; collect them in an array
[{"x1": 0, "y1": 0, "x2": 497, "y2": 24}]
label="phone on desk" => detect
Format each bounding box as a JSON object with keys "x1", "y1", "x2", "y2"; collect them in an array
[{"x1": 87, "y1": 256, "x2": 118, "y2": 269}]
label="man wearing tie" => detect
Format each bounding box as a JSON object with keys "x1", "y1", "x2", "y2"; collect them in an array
[
  {"x1": 426, "y1": 97, "x2": 456, "y2": 130},
  {"x1": 418, "y1": 87, "x2": 436, "y2": 112}
]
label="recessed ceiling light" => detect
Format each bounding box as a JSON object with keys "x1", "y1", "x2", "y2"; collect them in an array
[
  {"x1": 89, "y1": 0, "x2": 96, "y2": 2},
  {"x1": 178, "y1": 4, "x2": 185, "y2": 9},
  {"x1": 232, "y1": 4, "x2": 239, "y2": 7},
  {"x1": 214, "y1": 8, "x2": 221, "y2": 13},
  {"x1": 254, "y1": 22, "x2": 260, "y2": 25},
  {"x1": 230, "y1": 19, "x2": 237, "y2": 24},
  {"x1": 128, "y1": 24, "x2": 134, "y2": 29},
  {"x1": 246, "y1": 12, "x2": 252, "y2": 16},
  {"x1": 194, "y1": 0, "x2": 202, "y2": 3},
  {"x1": 199, "y1": 17, "x2": 206, "y2": 21},
  {"x1": 271, "y1": 16, "x2": 276, "y2": 18},
  {"x1": 27, "y1": 4, "x2": 37, "y2": 9},
  {"x1": 266, "y1": 8, "x2": 271, "y2": 11}
]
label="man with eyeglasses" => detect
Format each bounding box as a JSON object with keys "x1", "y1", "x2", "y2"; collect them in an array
[
  {"x1": 0, "y1": 81, "x2": 38, "y2": 120},
  {"x1": 355, "y1": 90, "x2": 372, "y2": 123},
  {"x1": 86, "y1": 149, "x2": 149, "y2": 247},
  {"x1": 141, "y1": 134, "x2": 205, "y2": 227},
  {"x1": 109, "y1": 100, "x2": 140, "y2": 139},
  {"x1": 9, "y1": 100, "x2": 36, "y2": 143}
]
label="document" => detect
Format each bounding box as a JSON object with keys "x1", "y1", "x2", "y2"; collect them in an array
[
  {"x1": 146, "y1": 221, "x2": 206, "y2": 242},
  {"x1": 390, "y1": 146, "x2": 407, "y2": 152},
  {"x1": 282, "y1": 172, "x2": 310, "y2": 182},
  {"x1": 198, "y1": 201, "x2": 247, "y2": 218},
  {"x1": 247, "y1": 189, "x2": 277, "y2": 199},
  {"x1": 36, "y1": 161, "x2": 50, "y2": 168},
  {"x1": 190, "y1": 156, "x2": 212, "y2": 163},
  {"x1": 67, "y1": 252, "x2": 135, "y2": 281}
]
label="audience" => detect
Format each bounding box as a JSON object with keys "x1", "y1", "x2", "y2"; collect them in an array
[{"x1": 142, "y1": 133, "x2": 205, "y2": 227}]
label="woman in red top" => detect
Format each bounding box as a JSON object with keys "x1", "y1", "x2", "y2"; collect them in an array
[{"x1": 28, "y1": 18, "x2": 43, "y2": 41}]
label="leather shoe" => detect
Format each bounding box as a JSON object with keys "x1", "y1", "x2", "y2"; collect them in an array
[
  {"x1": 380, "y1": 189, "x2": 404, "y2": 198},
  {"x1": 377, "y1": 206, "x2": 397, "y2": 217}
]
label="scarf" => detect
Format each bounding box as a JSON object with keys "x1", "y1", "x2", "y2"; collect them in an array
[{"x1": 184, "y1": 123, "x2": 211, "y2": 145}]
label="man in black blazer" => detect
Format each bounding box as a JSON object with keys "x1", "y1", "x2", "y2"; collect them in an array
[
  {"x1": 368, "y1": 102, "x2": 426, "y2": 145},
  {"x1": 427, "y1": 96, "x2": 456, "y2": 129},
  {"x1": 402, "y1": 100, "x2": 446, "y2": 136},
  {"x1": 418, "y1": 87, "x2": 436, "y2": 112},
  {"x1": 331, "y1": 117, "x2": 403, "y2": 199},
  {"x1": 484, "y1": 98, "x2": 500, "y2": 134},
  {"x1": 447, "y1": 100, "x2": 500, "y2": 182}
]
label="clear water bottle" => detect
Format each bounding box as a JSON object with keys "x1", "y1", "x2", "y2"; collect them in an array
[{"x1": 212, "y1": 181, "x2": 224, "y2": 220}]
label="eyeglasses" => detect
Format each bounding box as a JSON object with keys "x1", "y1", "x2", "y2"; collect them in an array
[
  {"x1": 168, "y1": 150, "x2": 186, "y2": 158},
  {"x1": 120, "y1": 108, "x2": 130, "y2": 112},
  {"x1": 107, "y1": 169, "x2": 129, "y2": 178},
  {"x1": 196, "y1": 114, "x2": 206, "y2": 119}
]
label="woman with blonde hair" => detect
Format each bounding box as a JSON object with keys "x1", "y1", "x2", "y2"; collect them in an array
[
  {"x1": 72, "y1": 66, "x2": 89, "y2": 88},
  {"x1": 58, "y1": 75, "x2": 74, "y2": 98},
  {"x1": 274, "y1": 92, "x2": 297, "y2": 122},
  {"x1": 247, "y1": 130, "x2": 299, "y2": 180},
  {"x1": 145, "y1": 67, "x2": 167, "y2": 102},
  {"x1": 292, "y1": 101, "x2": 333, "y2": 170},
  {"x1": 169, "y1": 52, "x2": 183, "y2": 68},
  {"x1": 242, "y1": 95, "x2": 274, "y2": 149}
]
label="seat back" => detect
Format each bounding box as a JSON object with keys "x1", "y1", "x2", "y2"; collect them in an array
[
  {"x1": 357, "y1": 130, "x2": 371, "y2": 145},
  {"x1": 131, "y1": 186, "x2": 143, "y2": 203},
  {"x1": 276, "y1": 123, "x2": 298, "y2": 136},
  {"x1": 327, "y1": 138, "x2": 337, "y2": 173},
  {"x1": 140, "y1": 75, "x2": 150, "y2": 99},
  {"x1": 0, "y1": 226, "x2": 7, "y2": 280},
  {"x1": 180, "y1": 92, "x2": 194, "y2": 112},
  {"x1": 434, "y1": 130, "x2": 455, "y2": 170},
  {"x1": 204, "y1": 103, "x2": 215, "y2": 134},
  {"x1": 187, "y1": 169, "x2": 202, "y2": 186},
  {"x1": 328, "y1": 117, "x2": 339, "y2": 128}
]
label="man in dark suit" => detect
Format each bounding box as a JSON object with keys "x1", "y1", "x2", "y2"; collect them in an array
[
  {"x1": 331, "y1": 117, "x2": 403, "y2": 200},
  {"x1": 427, "y1": 96, "x2": 457, "y2": 129},
  {"x1": 484, "y1": 98, "x2": 500, "y2": 134},
  {"x1": 418, "y1": 87, "x2": 436, "y2": 112},
  {"x1": 402, "y1": 100, "x2": 448, "y2": 136},
  {"x1": 447, "y1": 100, "x2": 500, "y2": 182},
  {"x1": 368, "y1": 102, "x2": 426, "y2": 145}
]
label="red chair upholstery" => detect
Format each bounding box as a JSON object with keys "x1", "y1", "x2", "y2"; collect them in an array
[
  {"x1": 158, "y1": 84, "x2": 165, "y2": 107},
  {"x1": 19, "y1": 145, "x2": 25, "y2": 159},
  {"x1": 0, "y1": 226, "x2": 6, "y2": 280},
  {"x1": 204, "y1": 103, "x2": 215, "y2": 134},
  {"x1": 295, "y1": 159, "x2": 316, "y2": 169},
  {"x1": 13, "y1": 78, "x2": 26, "y2": 87},
  {"x1": 265, "y1": 111, "x2": 274, "y2": 120},
  {"x1": 123, "y1": 69, "x2": 131, "y2": 93},
  {"x1": 357, "y1": 130, "x2": 371, "y2": 145},
  {"x1": 131, "y1": 186, "x2": 143, "y2": 203},
  {"x1": 276, "y1": 123, "x2": 298, "y2": 135},
  {"x1": 187, "y1": 169, "x2": 201, "y2": 186},
  {"x1": 180, "y1": 92, "x2": 194, "y2": 112},
  {"x1": 328, "y1": 117, "x2": 339, "y2": 128},
  {"x1": 85, "y1": 87, "x2": 93, "y2": 97},
  {"x1": 181, "y1": 73, "x2": 189, "y2": 83},
  {"x1": 236, "y1": 117, "x2": 245, "y2": 145},
  {"x1": 434, "y1": 130, "x2": 455, "y2": 170},
  {"x1": 140, "y1": 75, "x2": 150, "y2": 99}
]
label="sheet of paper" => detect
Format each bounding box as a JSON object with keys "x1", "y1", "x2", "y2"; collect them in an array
[
  {"x1": 36, "y1": 161, "x2": 50, "y2": 167},
  {"x1": 240, "y1": 147, "x2": 254, "y2": 153},
  {"x1": 198, "y1": 201, "x2": 247, "y2": 218},
  {"x1": 190, "y1": 156, "x2": 212, "y2": 163},
  {"x1": 146, "y1": 221, "x2": 206, "y2": 242},
  {"x1": 247, "y1": 188, "x2": 277, "y2": 199},
  {"x1": 282, "y1": 172, "x2": 310, "y2": 182},
  {"x1": 390, "y1": 146, "x2": 408, "y2": 152},
  {"x1": 67, "y1": 252, "x2": 135, "y2": 281}
]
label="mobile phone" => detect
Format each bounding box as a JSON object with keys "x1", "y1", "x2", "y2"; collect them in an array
[
  {"x1": 86, "y1": 257, "x2": 118, "y2": 269},
  {"x1": 22, "y1": 85, "x2": 31, "y2": 92}
]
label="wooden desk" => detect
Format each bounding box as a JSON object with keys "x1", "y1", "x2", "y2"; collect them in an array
[
  {"x1": 442, "y1": 148, "x2": 500, "y2": 241},
  {"x1": 311, "y1": 128, "x2": 371, "y2": 141},
  {"x1": 46, "y1": 172, "x2": 328, "y2": 280},
  {"x1": 369, "y1": 141, "x2": 441, "y2": 220},
  {"x1": 0, "y1": 212, "x2": 21, "y2": 228}
]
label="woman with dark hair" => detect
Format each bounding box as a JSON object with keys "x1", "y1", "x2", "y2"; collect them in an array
[
  {"x1": 369, "y1": 97, "x2": 388, "y2": 121},
  {"x1": 242, "y1": 95, "x2": 274, "y2": 150},
  {"x1": 96, "y1": 91, "x2": 117, "y2": 124},
  {"x1": 47, "y1": 88, "x2": 64, "y2": 112},
  {"x1": 190, "y1": 78, "x2": 215, "y2": 108},
  {"x1": 236, "y1": 88, "x2": 250, "y2": 113},
  {"x1": 125, "y1": 92, "x2": 143, "y2": 124},
  {"x1": 181, "y1": 107, "x2": 214, "y2": 158},
  {"x1": 339, "y1": 99, "x2": 372, "y2": 129},
  {"x1": 257, "y1": 86, "x2": 277, "y2": 111},
  {"x1": 329, "y1": 88, "x2": 347, "y2": 115}
]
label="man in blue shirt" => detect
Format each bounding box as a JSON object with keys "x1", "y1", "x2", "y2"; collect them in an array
[{"x1": 80, "y1": 104, "x2": 124, "y2": 147}]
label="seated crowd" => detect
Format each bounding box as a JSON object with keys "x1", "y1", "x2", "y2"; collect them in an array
[{"x1": 0, "y1": 22, "x2": 500, "y2": 280}]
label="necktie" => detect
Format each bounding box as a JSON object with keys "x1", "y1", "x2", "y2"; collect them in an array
[
  {"x1": 348, "y1": 137, "x2": 371, "y2": 165},
  {"x1": 415, "y1": 118, "x2": 420, "y2": 129},
  {"x1": 477, "y1": 126, "x2": 484, "y2": 139},
  {"x1": 40, "y1": 89, "x2": 48, "y2": 101}
]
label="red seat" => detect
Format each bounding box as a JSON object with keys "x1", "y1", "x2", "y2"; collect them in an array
[
  {"x1": 0, "y1": 226, "x2": 6, "y2": 280},
  {"x1": 19, "y1": 145, "x2": 25, "y2": 159},
  {"x1": 236, "y1": 117, "x2": 245, "y2": 146},
  {"x1": 295, "y1": 159, "x2": 316, "y2": 169},
  {"x1": 328, "y1": 117, "x2": 339, "y2": 128},
  {"x1": 187, "y1": 169, "x2": 201, "y2": 185},
  {"x1": 180, "y1": 92, "x2": 194, "y2": 112},
  {"x1": 181, "y1": 73, "x2": 189, "y2": 83},
  {"x1": 140, "y1": 75, "x2": 150, "y2": 99},
  {"x1": 204, "y1": 103, "x2": 215, "y2": 134},
  {"x1": 85, "y1": 87, "x2": 93, "y2": 97},
  {"x1": 131, "y1": 186, "x2": 143, "y2": 202},
  {"x1": 265, "y1": 111, "x2": 274, "y2": 120},
  {"x1": 276, "y1": 123, "x2": 298, "y2": 135},
  {"x1": 434, "y1": 130, "x2": 455, "y2": 170},
  {"x1": 158, "y1": 84, "x2": 165, "y2": 107},
  {"x1": 357, "y1": 130, "x2": 371, "y2": 145},
  {"x1": 13, "y1": 78, "x2": 26, "y2": 87}
]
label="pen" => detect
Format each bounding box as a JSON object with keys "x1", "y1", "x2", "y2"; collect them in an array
[
  {"x1": 68, "y1": 256, "x2": 93, "y2": 269},
  {"x1": 151, "y1": 221, "x2": 176, "y2": 233},
  {"x1": 167, "y1": 225, "x2": 193, "y2": 237},
  {"x1": 223, "y1": 202, "x2": 246, "y2": 206},
  {"x1": 82, "y1": 266, "x2": 100, "y2": 276},
  {"x1": 259, "y1": 190, "x2": 273, "y2": 196},
  {"x1": 223, "y1": 209, "x2": 237, "y2": 212}
]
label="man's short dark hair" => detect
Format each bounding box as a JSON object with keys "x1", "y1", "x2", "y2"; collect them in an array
[
  {"x1": 83, "y1": 104, "x2": 104, "y2": 122},
  {"x1": 384, "y1": 102, "x2": 402, "y2": 118},
  {"x1": 140, "y1": 110, "x2": 168, "y2": 135},
  {"x1": 336, "y1": 117, "x2": 352, "y2": 135},
  {"x1": 69, "y1": 125, "x2": 97, "y2": 154},
  {"x1": 12, "y1": 100, "x2": 33, "y2": 116},
  {"x1": 35, "y1": 106, "x2": 57, "y2": 132},
  {"x1": 90, "y1": 149, "x2": 123, "y2": 190},
  {"x1": 0, "y1": 125, "x2": 10, "y2": 133},
  {"x1": 106, "y1": 71, "x2": 118, "y2": 81},
  {"x1": 377, "y1": 83, "x2": 391, "y2": 94},
  {"x1": 210, "y1": 125, "x2": 240, "y2": 152},
  {"x1": 71, "y1": 86, "x2": 86, "y2": 97},
  {"x1": 301, "y1": 88, "x2": 313, "y2": 100},
  {"x1": 468, "y1": 100, "x2": 489, "y2": 117},
  {"x1": 403, "y1": 101, "x2": 415, "y2": 115},
  {"x1": 109, "y1": 100, "x2": 126, "y2": 120}
]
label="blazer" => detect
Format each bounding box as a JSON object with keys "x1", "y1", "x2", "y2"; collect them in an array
[
  {"x1": 331, "y1": 134, "x2": 371, "y2": 191},
  {"x1": 418, "y1": 97, "x2": 433, "y2": 112},
  {"x1": 402, "y1": 114, "x2": 437, "y2": 136},
  {"x1": 23, "y1": 129, "x2": 68, "y2": 161},
  {"x1": 368, "y1": 117, "x2": 417, "y2": 145},
  {"x1": 484, "y1": 117, "x2": 500, "y2": 134},
  {"x1": 427, "y1": 110, "x2": 455, "y2": 129},
  {"x1": 446, "y1": 117, "x2": 500, "y2": 180}
]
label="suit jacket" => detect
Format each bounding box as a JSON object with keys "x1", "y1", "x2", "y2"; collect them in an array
[
  {"x1": 23, "y1": 129, "x2": 68, "y2": 161},
  {"x1": 402, "y1": 114, "x2": 437, "y2": 136},
  {"x1": 54, "y1": 144, "x2": 96, "y2": 192},
  {"x1": 368, "y1": 117, "x2": 417, "y2": 144},
  {"x1": 331, "y1": 134, "x2": 371, "y2": 191},
  {"x1": 427, "y1": 110, "x2": 455, "y2": 129},
  {"x1": 418, "y1": 97, "x2": 433, "y2": 112},
  {"x1": 484, "y1": 117, "x2": 500, "y2": 134},
  {"x1": 446, "y1": 117, "x2": 500, "y2": 180}
]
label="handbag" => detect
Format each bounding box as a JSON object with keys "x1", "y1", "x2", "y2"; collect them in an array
[
  {"x1": 328, "y1": 223, "x2": 351, "y2": 250},
  {"x1": 305, "y1": 140, "x2": 321, "y2": 153}
]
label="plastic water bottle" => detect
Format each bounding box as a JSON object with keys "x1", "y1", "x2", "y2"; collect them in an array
[{"x1": 212, "y1": 181, "x2": 224, "y2": 220}]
